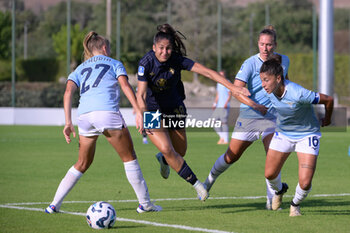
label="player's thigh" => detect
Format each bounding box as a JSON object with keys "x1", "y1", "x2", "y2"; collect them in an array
[
  {"x1": 76, "y1": 135, "x2": 98, "y2": 172},
  {"x1": 104, "y1": 127, "x2": 136, "y2": 162},
  {"x1": 265, "y1": 149, "x2": 290, "y2": 179},
  {"x1": 297, "y1": 152, "x2": 317, "y2": 189},
  {"x1": 262, "y1": 133, "x2": 274, "y2": 153},
  {"x1": 295, "y1": 134, "x2": 320, "y2": 189},
  {"x1": 266, "y1": 132, "x2": 294, "y2": 178},
  {"x1": 168, "y1": 128, "x2": 187, "y2": 156}
]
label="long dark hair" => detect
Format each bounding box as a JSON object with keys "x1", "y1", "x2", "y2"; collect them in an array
[{"x1": 153, "y1": 24, "x2": 187, "y2": 56}]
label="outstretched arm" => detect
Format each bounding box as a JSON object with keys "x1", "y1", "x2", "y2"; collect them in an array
[
  {"x1": 118, "y1": 75, "x2": 144, "y2": 133},
  {"x1": 318, "y1": 93, "x2": 334, "y2": 127},
  {"x1": 190, "y1": 62, "x2": 250, "y2": 97}
]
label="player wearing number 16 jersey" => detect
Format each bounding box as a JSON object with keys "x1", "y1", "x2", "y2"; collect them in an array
[
  {"x1": 260, "y1": 56, "x2": 333, "y2": 216},
  {"x1": 45, "y1": 31, "x2": 161, "y2": 214}
]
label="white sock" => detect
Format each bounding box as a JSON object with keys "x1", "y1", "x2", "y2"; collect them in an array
[
  {"x1": 208, "y1": 154, "x2": 231, "y2": 183},
  {"x1": 214, "y1": 126, "x2": 222, "y2": 137},
  {"x1": 292, "y1": 183, "x2": 311, "y2": 205},
  {"x1": 266, "y1": 173, "x2": 281, "y2": 201},
  {"x1": 266, "y1": 174, "x2": 282, "y2": 194},
  {"x1": 124, "y1": 159, "x2": 150, "y2": 206},
  {"x1": 51, "y1": 166, "x2": 83, "y2": 210}
]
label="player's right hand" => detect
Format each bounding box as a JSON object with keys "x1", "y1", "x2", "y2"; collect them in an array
[{"x1": 63, "y1": 123, "x2": 76, "y2": 144}]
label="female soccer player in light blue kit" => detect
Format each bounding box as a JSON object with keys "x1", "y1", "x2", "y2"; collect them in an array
[
  {"x1": 260, "y1": 57, "x2": 333, "y2": 216},
  {"x1": 45, "y1": 31, "x2": 161, "y2": 214},
  {"x1": 205, "y1": 26, "x2": 290, "y2": 210}
]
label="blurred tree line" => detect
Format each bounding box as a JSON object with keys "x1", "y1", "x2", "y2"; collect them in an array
[{"x1": 0, "y1": 0, "x2": 349, "y2": 106}]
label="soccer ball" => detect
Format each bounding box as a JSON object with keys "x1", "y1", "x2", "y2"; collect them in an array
[{"x1": 86, "y1": 201, "x2": 116, "y2": 229}]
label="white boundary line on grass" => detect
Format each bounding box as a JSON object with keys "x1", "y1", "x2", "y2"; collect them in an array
[
  {"x1": 4, "y1": 193, "x2": 350, "y2": 206},
  {"x1": 0, "y1": 204, "x2": 234, "y2": 233},
  {"x1": 1, "y1": 193, "x2": 350, "y2": 233}
]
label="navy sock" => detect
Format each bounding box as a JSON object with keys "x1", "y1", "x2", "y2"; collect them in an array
[{"x1": 177, "y1": 161, "x2": 197, "y2": 185}]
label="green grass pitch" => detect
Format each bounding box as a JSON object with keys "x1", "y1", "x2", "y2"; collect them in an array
[{"x1": 0, "y1": 125, "x2": 349, "y2": 233}]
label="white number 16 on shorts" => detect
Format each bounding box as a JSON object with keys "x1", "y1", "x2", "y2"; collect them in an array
[{"x1": 269, "y1": 132, "x2": 321, "y2": 156}]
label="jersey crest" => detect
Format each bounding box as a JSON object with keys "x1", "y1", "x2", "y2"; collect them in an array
[{"x1": 156, "y1": 78, "x2": 167, "y2": 88}]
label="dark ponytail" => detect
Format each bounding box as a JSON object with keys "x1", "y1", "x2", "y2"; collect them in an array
[
  {"x1": 153, "y1": 24, "x2": 187, "y2": 56},
  {"x1": 260, "y1": 54, "x2": 284, "y2": 84}
]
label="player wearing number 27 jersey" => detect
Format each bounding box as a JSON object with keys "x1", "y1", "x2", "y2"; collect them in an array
[
  {"x1": 45, "y1": 31, "x2": 161, "y2": 215},
  {"x1": 68, "y1": 55, "x2": 126, "y2": 115}
]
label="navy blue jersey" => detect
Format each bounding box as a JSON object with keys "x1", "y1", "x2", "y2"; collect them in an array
[{"x1": 137, "y1": 50, "x2": 194, "y2": 111}]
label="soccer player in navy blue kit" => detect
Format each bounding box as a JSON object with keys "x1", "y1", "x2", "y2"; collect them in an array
[
  {"x1": 260, "y1": 57, "x2": 333, "y2": 216},
  {"x1": 45, "y1": 31, "x2": 161, "y2": 214},
  {"x1": 136, "y1": 24, "x2": 249, "y2": 201}
]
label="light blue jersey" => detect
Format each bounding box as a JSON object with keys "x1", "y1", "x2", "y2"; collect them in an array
[
  {"x1": 265, "y1": 80, "x2": 320, "y2": 140},
  {"x1": 68, "y1": 55, "x2": 128, "y2": 115},
  {"x1": 216, "y1": 83, "x2": 230, "y2": 108},
  {"x1": 235, "y1": 53, "x2": 289, "y2": 119}
]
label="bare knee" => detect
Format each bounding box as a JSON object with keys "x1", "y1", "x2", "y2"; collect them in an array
[
  {"x1": 265, "y1": 170, "x2": 278, "y2": 180},
  {"x1": 158, "y1": 145, "x2": 175, "y2": 158},
  {"x1": 299, "y1": 180, "x2": 312, "y2": 190},
  {"x1": 74, "y1": 160, "x2": 92, "y2": 173}
]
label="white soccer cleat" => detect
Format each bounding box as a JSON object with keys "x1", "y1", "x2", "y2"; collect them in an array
[
  {"x1": 266, "y1": 199, "x2": 282, "y2": 210},
  {"x1": 193, "y1": 180, "x2": 209, "y2": 201},
  {"x1": 272, "y1": 182, "x2": 288, "y2": 210},
  {"x1": 155, "y1": 152, "x2": 170, "y2": 179},
  {"x1": 136, "y1": 202, "x2": 162, "y2": 213},
  {"x1": 45, "y1": 205, "x2": 58, "y2": 214},
  {"x1": 289, "y1": 205, "x2": 302, "y2": 217}
]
